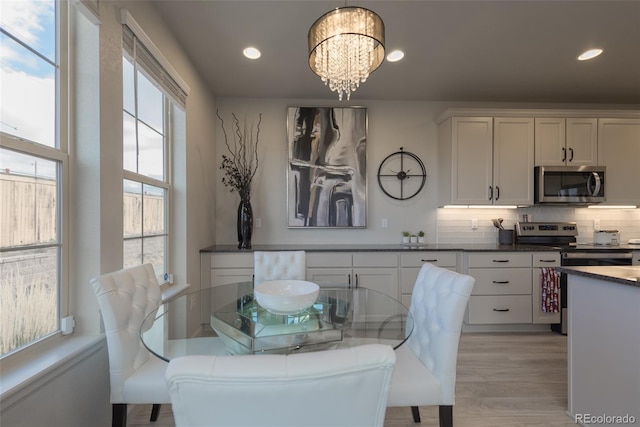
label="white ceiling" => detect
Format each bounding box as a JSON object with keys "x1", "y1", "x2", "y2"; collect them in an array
[{"x1": 152, "y1": 0, "x2": 640, "y2": 104}]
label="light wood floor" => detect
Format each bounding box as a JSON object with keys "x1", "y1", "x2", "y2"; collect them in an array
[{"x1": 128, "y1": 332, "x2": 576, "y2": 426}]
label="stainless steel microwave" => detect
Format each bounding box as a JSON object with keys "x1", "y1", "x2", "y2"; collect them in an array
[{"x1": 534, "y1": 166, "x2": 606, "y2": 205}]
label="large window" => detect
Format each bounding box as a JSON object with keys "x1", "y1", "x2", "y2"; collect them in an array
[
  {"x1": 122, "y1": 32, "x2": 171, "y2": 278},
  {"x1": 0, "y1": 1, "x2": 67, "y2": 357}
]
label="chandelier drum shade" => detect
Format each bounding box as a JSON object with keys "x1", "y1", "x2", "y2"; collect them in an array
[{"x1": 308, "y1": 6, "x2": 385, "y2": 100}]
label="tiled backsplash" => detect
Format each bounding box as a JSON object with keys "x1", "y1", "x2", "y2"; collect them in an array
[{"x1": 437, "y1": 207, "x2": 640, "y2": 244}]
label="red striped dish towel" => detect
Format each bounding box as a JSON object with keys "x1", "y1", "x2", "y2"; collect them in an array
[{"x1": 541, "y1": 267, "x2": 560, "y2": 313}]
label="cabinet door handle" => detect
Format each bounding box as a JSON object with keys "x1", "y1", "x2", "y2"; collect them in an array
[
  {"x1": 492, "y1": 259, "x2": 510, "y2": 263},
  {"x1": 355, "y1": 274, "x2": 359, "y2": 289},
  {"x1": 495, "y1": 186, "x2": 500, "y2": 201},
  {"x1": 421, "y1": 259, "x2": 438, "y2": 262},
  {"x1": 492, "y1": 280, "x2": 510, "y2": 284},
  {"x1": 569, "y1": 147, "x2": 574, "y2": 162},
  {"x1": 493, "y1": 308, "x2": 510, "y2": 312},
  {"x1": 488, "y1": 186, "x2": 493, "y2": 200},
  {"x1": 561, "y1": 147, "x2": 566, "y2": 162},
  {"x1": 347, "y1": 274, "x2": 352, "y2": 288}
]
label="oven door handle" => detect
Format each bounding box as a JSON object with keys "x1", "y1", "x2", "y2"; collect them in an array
[{"x1": 562, "y1": 252, "x2": 632, "y2": 260}]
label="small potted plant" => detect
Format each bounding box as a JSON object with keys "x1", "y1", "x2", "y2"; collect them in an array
[
  {"x1": 418, "y1": 230, "x2": 426, "y2": 244},
  {"x1": 402, "y1": 231, "x2": 410, "y2": 244},
  {"x1": 410, "y1": 233, "x2": 418, "y2": 244}
]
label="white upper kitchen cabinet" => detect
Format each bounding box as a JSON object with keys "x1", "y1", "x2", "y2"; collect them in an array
[
  {"x1": 535, "y1": 118, "x2": 598, "y2": 166},
  {"x1": 598, "y1": 118, "x2": 640, "y2": 205},
  {"x1": 438, "y1": 116, "x2": 534, "y2": 206}
]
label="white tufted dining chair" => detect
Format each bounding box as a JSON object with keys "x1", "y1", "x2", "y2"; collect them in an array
[
  {"x1": 91, "y1": 264, "x2": 170, "y2": 427},
  {"x1": 253, "y1": 250, "x2": 306, "y2": 286},
  {"x1": 387, "y1": 263, "x2": 475, "y2": 427},
  {"x1": 166, "y1": 344, "x2": 396, "y2": 427}
]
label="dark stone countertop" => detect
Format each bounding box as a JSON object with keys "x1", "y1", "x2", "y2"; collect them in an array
[
  {"x1": 200, "y1": 243, "x2": 561, "y2": 253},
  {"x1": 557, "y1": 266, "x2": 640, "y2": 288}
]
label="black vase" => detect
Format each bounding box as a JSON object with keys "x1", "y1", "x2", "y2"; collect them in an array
[{"x1": 237, "y1": 198, "x2": 253, "y2": 249}]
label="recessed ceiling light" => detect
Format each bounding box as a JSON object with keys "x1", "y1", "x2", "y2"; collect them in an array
[
  {"x1": 578, "y1": 48, "x2": 603, "y2": 61},
  {"x1": 387, "y1": 50, "x2": 405, "y2": 62},
  {"x1": 243, "y1": 47, "x2": 261, "y2": 59}
]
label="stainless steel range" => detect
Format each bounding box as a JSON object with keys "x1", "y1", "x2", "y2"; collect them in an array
[{"x1": 515, "y1": 221, "x2": 634, "y2": 334}]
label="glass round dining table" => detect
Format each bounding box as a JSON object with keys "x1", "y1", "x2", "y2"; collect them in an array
[{"x1": 140, "y1": 281, "x2": 414, "y2": 360}]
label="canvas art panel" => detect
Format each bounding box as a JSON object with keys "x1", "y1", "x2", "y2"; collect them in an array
[{"x1": 287, "y1": 107, "x2": 367, "y2": 228}]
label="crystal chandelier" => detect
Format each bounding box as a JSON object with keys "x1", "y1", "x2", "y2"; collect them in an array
[{"x1": 308, "y1": 6, "x2": 385, "y2": 100}]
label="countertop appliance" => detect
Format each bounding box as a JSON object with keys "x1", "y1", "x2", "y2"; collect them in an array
[
  {"x1": 534, "y1": 166, "x2": 605, "y2": 205},
  {"x1": 593, "y1": 230, "x2": 620, "y2": 246},
  {"x1": 515, "y1": 221, "x2": 633, "y2": 334}
]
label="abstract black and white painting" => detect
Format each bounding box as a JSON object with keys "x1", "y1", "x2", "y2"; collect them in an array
[{"x1": 287, "y1": 107, "x2": 367, "y2": 228}]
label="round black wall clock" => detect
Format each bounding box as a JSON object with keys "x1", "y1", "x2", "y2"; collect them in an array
[{"x1": 377, "y1": 147, "x2": 427, "y2": 200}]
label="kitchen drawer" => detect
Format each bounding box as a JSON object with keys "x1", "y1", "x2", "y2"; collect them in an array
[
  {"x1": 307, "y1": 252, "x2": 352, "y2": 268},
  {"x1": 353, "y1": 252, "x2": 399, "y2": 268},
  {"x1": 467, "y1": 295, "x2": 532, "y2": 324},
  {"x1": 470, "y1": 268, "x2": 532, "y2": 295},
  {"x1": 400, "y1": 252, "x2": 458, "y2": 268},
  {"x1": 467, "y1": 252, "x2": 531, "y2": 268},
  {"x1": 210, "y1": 253, "x2": 253, "y2": 268},
  {"x1": 533, "y1": 252, "x2": 561, "y2": 267}
]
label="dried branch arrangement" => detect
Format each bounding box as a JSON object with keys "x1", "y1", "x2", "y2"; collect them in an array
[{"x1": 217, "y1": 111, "x2": 262, "y2": 200}]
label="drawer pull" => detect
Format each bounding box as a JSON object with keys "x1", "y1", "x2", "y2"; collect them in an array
[
  {"x1": 421, "y1": 259, "x2": 438, "y2": 262},
  {"x1": 492, "y1": 259, "x2": 510, "y2": 263},
  {"x1": 492, "y1": 280, "x2": 509, "y2": 284},
  {"x1": 492, "y1": 308, "x2": 510, "y2": 312},
  {"x1": 539, "y1": 259, "x2": 557, "y2": 263}
]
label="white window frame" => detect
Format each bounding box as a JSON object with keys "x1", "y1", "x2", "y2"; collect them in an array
[
  {"x1": 121, "y1": 10, "x2": 188, "y2": 281},
  {"x1": 0, "y1": 0, "x2": 70, "y2": 360}
]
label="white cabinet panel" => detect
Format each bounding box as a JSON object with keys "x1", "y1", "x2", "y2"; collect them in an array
[
  {"x1": 439, "y1": 116, "x2": 534, "y2": 206},
  {"x1": 466, "y1": 252, "x2": 534, "y2": 325},
  {"x1": 467, "y1": 252, "x2": 531, "y2": 268},
  {"x1": 354, "y1": 267, "x2": 399, "y2": 299},
  {"x1": 535, "y1": 118, "x2": 597, "y2": 166},
  {"x1": 307, "y1": 252, "x2": 352, "y2": 268},
  {"x1": 493, "y1": 117, "x2": 535, "y2": 205},
  {"x1": 400, "y1": 252, "x2": 458, "y2": 267},
  {"x1": 353, "y1": 252, "x2": 398, "y2": 268},
  {"x1": 471, "y1": 268, "x2": 532, "y2": 295},
  {"x1": 597, "y1": 118, "x2": 640, "y2": 205},
  {"x1": 467, "y1": 295, "x2": 533, "y2": 324},
  {"x1": 306, "y1": 268, "x2": 353, "y2": 288}
]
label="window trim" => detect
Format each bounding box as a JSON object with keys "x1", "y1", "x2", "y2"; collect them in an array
[
  {"x1": 0, "y1": 0, "x2": 70, "y2": 360},
  {"x1": 122, "y1": 53, "x2": 173, "y2": 279}
]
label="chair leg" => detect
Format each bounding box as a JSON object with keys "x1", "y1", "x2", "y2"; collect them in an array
[
  {"x1": 439, "y1": 405, "x2": 453, "y2": 427},
  {"x1": 150, "y1": 404, "x2": 161, "y2": 422},
  {"x1": 411, "y1": 406, "x2": 421, "y2": 423},
  {"x1": 112, "y1": 404, "x2": 127, "y2": 427}
]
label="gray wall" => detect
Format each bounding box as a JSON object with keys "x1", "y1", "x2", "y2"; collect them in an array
[{"x1": 215, "y1": 98, "x2": 639, "y2": 245}]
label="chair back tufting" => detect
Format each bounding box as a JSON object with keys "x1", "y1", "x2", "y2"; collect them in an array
[
  {"x1": 166, "y1": 344, "x2": 396, "y2": 427},
  {"x1": 406, "y1": 263, "x2": 475, "y2": 404},
  {"x1": 253, "y1": 250, "x2": 306, "y2": 286},
  {"x1": 91, "y1": 263, "x2": 163, "y2": 402}
]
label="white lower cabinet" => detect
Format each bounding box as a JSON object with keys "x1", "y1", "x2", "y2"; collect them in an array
[
  {"x1": 467, "y1": 295, "x2": 533, "y2": 324},
  {"x1": 400, "y1": 252, "x2": 459, "y2": 307},
  {"x1": 465, "y1": 251, "x2": 562, "y2": 325},
  {"x1": 465, "y1": 252, "x2": 532, "y2": 324},
  {"x1": 205, "y1": 253, "x2": 254, "y2": 288},
  {"x1": 306, "y1": 252, "x2": 400, "y2": 299}
]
